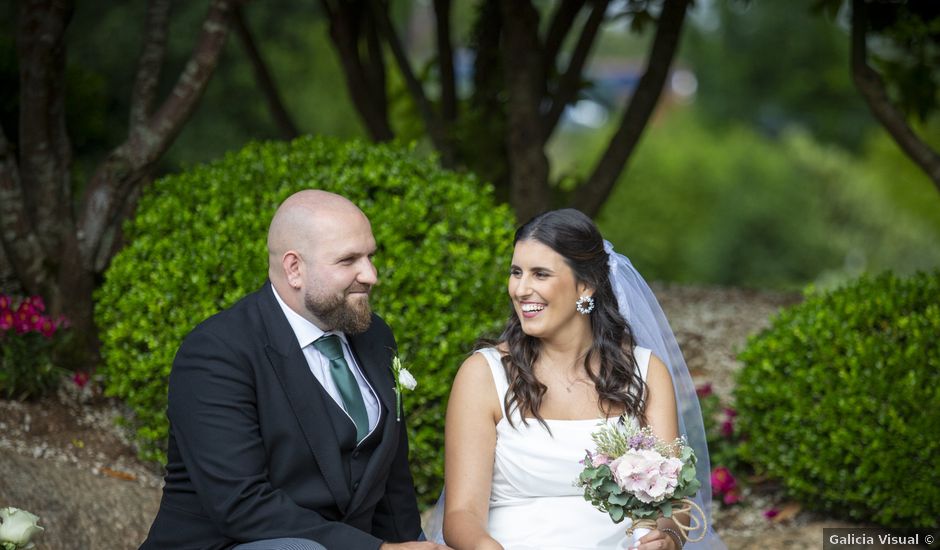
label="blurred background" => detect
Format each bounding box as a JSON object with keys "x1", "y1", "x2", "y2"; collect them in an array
[{"x1": 4, "y1": 0, "x2": 937, "y2": 296}]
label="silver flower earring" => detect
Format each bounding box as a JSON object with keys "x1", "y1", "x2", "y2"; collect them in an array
[{"x1": 576, "y1": 295, "x2": 595, "y2": 315}]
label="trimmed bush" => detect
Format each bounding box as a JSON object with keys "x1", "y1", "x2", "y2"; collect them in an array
[
  {"x1": 96, "y1": 137, "x2": 515, "y2": 505},
  {"x1": 735, "y1": 271, "x2": 940, "y2": 527}
]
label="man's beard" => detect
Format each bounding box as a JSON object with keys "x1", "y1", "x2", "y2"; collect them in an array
[{"x1": 305, "y1": 286, "x2": 372, "y2": 334}]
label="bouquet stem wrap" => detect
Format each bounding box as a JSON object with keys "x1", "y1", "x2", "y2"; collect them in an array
[{"x1": 625, "y1": 498, "x2": 707, "y2": 544}]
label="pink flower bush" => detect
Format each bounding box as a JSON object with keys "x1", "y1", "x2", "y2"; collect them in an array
[
  {"x1": 610, "y1": 449, "x2": 683, "y2": 504},
  {"x1": 1, "y1": 294, "x2": 71, "y2": 399}
]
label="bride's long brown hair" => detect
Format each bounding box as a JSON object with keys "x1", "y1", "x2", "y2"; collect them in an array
[{"x1": 493, "y1": 209, "x2": 647, "y2": 430}]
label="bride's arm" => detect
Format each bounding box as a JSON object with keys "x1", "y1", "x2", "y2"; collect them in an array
[
  {"x1": 643, "y1": 354, "x2": 687, "y2": 549},
  {"x1": 442, "y1": 353, "x2": 504, "y2": 550}
]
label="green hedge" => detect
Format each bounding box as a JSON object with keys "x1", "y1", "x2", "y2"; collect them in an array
[
  {"x1": 96, "y1": 137, "x2": 515, "y2": 505},
  {"x1": 735, "y1": 271, "x2": 940, "y2": 526}
]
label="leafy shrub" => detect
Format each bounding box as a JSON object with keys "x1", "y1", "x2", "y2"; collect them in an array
[
  {"x1": 735, "y1": 271, "x2": 940, "y2": 526},
  {"x1": 96, "y1": 137, "x2": 515, "y2": 505},
  {"x1": 0, "y1": 295, "x2": 70, "y2": 400}
]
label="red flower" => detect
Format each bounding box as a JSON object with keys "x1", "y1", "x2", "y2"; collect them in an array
[
  {"x1": 0, "y1": 310, "x2": 13, "y2": 331},
  {"x1": 763, "y1": 508, "x2": 780, "y2": 520},
  {"x1": 25, "y1": 295, "x2": 46, "y2": 312},
  {"x1": 722, "y1": 489, "x2": 741, "y2": 505},
  {"x1": 14, "y1": 319, "x2": 32, "y2": 334},
  {"x1": 723, "y1": 407, "x2": 738, "y2": 418},
  {"x1": 72, "y1": 371, "x2": 91, "y2": 389},
  {"x1": 696, "y1": 383, "x2": 713, "y2": 398},
  {"x1": 38, "y1": 316, "x2": 57, "y2": 338},
  {"x1": 720, "y1": 419, "x2": 735, "y2": 439},
  {"x1": 710, "y1": 466, "x2": 737, "y2": 494},
  {"x1": 0, "y1": 294, "x2": 10, "y2": 310}
]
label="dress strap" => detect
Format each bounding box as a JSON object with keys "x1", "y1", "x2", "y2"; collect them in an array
[
  {"x1": 476, "y1": 348, "x2": 510, "y2": 419},
  {"x1": 634, "y1": 345, "x2": 652, "y2": 382}
]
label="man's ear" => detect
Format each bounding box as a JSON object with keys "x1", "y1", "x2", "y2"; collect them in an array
[{"x1": 282, "y1": 251, "x2": 303, "y2": 289}]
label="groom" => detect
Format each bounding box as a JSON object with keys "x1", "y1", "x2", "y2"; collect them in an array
[{"x1": 141, "y1": 190, "x2": 449, "y2": 550}]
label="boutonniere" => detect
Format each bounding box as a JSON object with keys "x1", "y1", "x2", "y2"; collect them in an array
[{"x1": 391, "y1": 355, "x2": 417, "y2": 422}]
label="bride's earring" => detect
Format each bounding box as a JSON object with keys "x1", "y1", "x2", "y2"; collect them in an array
[{"x1": 575, "y1": 295, "x2": 594, "y2": 315}]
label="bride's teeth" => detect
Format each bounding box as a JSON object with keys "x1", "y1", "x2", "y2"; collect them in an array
[{"x1": 522, "y1": 304, "x2": 545, "y2": 312}]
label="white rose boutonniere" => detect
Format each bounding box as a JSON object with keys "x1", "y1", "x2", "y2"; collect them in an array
[
  {"x1": 391, "y1": 355, "x2": 416, "y2": 422},
  {"x1": 0, "y1": 507, "x2": 44, "y2": 550}
]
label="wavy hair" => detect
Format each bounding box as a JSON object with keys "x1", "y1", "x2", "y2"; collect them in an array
[{"x1": 492, "y1": 209, "x2": 646, "y2": 430}]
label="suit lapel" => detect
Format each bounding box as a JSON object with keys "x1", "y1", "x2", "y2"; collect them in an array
[
  {"x1": 257, "y1": 284, "x2": 352, "y2": 512},
  {"x1": 346, "y1": 329, "x2": 400, "y2": 512}
]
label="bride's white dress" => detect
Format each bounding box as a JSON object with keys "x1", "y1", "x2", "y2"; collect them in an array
[{"x1": 479, "y1": 346, "x2": 651, "y2": 550}]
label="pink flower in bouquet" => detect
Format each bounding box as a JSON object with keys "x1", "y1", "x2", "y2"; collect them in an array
[
  {"x1": 710, "y1": 466, "x2": 737, "y2": 494},
  {"x1": 610, "y1": 449, "x2": 682, "y2": 504},
  {"x1": 0, "y1": 294, "x2": 10, "y2": 310},
  {"x1": 591, "y1": 453, "x2": 611, "y2": 467}
]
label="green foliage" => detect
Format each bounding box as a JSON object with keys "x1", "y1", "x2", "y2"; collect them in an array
[
  {"x1": 734, "y1": 271, "x2": 940, "y2": 527},
  {"x1": 0, "y1": 295, "x2": 70, "y2": 400},
  {"x1": 96, "y1": 137, "x2": 515, "y2": 505},
  {"x1": 683, "y1": 0, "x2": 874, "y2": 149},
  {"x1": 584, "y1": 110, "x2": 940, "y2": 289}
]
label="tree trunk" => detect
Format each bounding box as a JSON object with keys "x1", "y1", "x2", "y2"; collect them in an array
[
  {"x1": 1, "y1": 0, "x2": 238, "y2": 365},
  {"x1": 500, "y1": 0, "x2": 551, "y2": 222}
]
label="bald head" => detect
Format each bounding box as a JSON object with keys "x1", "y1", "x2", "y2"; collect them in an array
[{"x1": 267, "y1": 190, "x2": 366, "y2": 268}]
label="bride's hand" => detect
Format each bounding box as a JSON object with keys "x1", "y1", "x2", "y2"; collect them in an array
[{"x1": 632, "y1": 528, "x2": 681, "y2": 550}]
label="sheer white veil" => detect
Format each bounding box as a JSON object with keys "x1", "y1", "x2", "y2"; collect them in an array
[
  {"x1": 603, "y1": 240, "x2": 724, "y2": 549},
  {"x1": 424, "y1": 241, "x2": 725, "y2": 549}
]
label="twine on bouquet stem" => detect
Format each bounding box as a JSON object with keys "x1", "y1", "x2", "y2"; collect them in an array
[{"x1": 625, "y1": 498, "x2": 708, "y2": 544}]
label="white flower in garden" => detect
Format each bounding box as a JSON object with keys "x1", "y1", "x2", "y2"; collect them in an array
[{"x1": 0, "y1": 507, "x2": 44, "y2": 548}]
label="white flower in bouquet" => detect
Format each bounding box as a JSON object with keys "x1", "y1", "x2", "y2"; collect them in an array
[{"x1": 0, "y1": 507, "x2": 44, "y2": 550}]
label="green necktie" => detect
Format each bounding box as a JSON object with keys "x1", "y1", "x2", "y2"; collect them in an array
[{"x1": 312, "y1": 334, "x2": 370, "y2": 442}]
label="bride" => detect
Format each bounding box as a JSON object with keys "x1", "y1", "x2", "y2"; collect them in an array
[{"x1": 437, "y1": 209, "x2": 723, "y2": 550}]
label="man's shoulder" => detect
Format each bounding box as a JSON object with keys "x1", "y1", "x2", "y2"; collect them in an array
[{"x1": 185, "y1": 285, "x2": 271, "y2": 343}]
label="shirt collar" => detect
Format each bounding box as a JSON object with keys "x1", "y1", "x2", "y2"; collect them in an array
[{"x1": 270, "y1": 285, "x2": 348, "y2": 349}]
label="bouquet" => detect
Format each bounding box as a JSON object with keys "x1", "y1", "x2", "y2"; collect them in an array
[{"x1": 576, "y1": 420, "x2": 706, "y2": 546}]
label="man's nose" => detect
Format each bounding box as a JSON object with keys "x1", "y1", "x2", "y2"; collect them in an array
[{"x1": 358, "y1": 258, "x2": 378, "y2": 285}]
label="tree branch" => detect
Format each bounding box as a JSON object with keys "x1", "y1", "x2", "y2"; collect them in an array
[
  {"x1": 129, "y1": 0, "x2": 170, "y2": 129},
  {"x1": 851, "y1": 0, "x2": 940, "y2": 191},
  {"x1": 371, "y1": 0, "x2": 453, "y2": 165},
  {"x1": 542, "y1": 0, "x2": 608, "y2": 141},
  {"x1": 79, "y1": 0, "x2": 238, "y2": 271},
  {"x1": 543, "y1": 0, "x2": 587, "y2": 79},
  {"x1": 16, "y1": 0, "x2": 74, "y2": 258},
  {"x1": 433, "y1": 0, "x2": 457, "y2": 122},
  {"x1": 323, "y1": 0, "x2": 394, "y2": 141},
  {"x1": 232, "y1": 3, "x2": 299, "y2": 140},
  {"x1": 576, "y1": 0, "x2": 690, "y2": 216}
]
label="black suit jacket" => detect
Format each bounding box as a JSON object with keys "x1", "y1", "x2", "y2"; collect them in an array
[{"x1": 141, "y1": 283, "x2": 422, "y2": 550}]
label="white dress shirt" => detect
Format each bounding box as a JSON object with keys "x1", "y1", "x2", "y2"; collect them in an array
[{"x1": 271, "y1": 285, "x2": 380, "y2": 436}]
